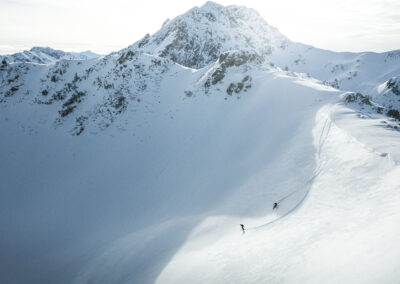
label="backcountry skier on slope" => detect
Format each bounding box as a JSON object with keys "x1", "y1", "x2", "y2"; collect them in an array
[
  {"x1": 273, "y1": 202, "x2": 279, "y2": 210},
  {"x1": 240, "y1": 224, "x2": 245, "y2": 233}
]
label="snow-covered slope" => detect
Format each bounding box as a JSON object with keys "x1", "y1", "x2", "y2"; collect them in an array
[
  {"x1": 154, "y1": 102, "x2": 400, "y2": 284},
  {"x1": 268, "y1": 43, "x2": 400, "y2": 95},
  {"x1": 0, "y1": 52, "x2": 342, "y2": 283},
  {"x1": 1, "y1": 2, "x2": 400, "y2": 284},
  {"x1": 0, "y1": 47, "x2": 100, "y2": 64}
]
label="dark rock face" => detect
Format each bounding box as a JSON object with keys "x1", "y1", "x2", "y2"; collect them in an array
[
  {"x1": 387, "y1": 78, "x2": 400, "y2": 96},
  {"x1": 344, "y1": 92, "x2": 372, "y2": 105},
  {"x1": 204, "y1": 50, "x2": 263, "y2": 93}
]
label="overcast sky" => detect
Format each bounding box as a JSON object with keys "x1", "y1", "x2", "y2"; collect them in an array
[{"x1": 1, "y1": 0, "x2": 399, "y2": 55}]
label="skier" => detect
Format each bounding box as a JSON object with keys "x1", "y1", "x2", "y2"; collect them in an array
[
  {"x1": 273, "y1": 202, "x2": 279, "y2": 210},
  {"x1": 240, "y1": 224, "x2": 245, "y2": 234}
]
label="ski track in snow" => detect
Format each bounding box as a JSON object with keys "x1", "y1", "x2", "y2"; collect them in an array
[
  {"x1": 154, "y1": 103, "x2": 400, "y2": 284},
  {"x1": 248, "y1": 112, "x2": 334, "y2": 231}
]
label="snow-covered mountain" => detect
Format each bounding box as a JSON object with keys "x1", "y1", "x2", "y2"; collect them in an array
[
  {"x1": 130, "y1": 1, "x2": 289, "y2": 68},
  {"x1": 1, "y1": 2, "x2": 400, "y2": 284},
  {"x1": 0, "y1": 46, "x2": 100, "y2": 64},
  {"x1": 268, "y1": 43, "x2": 400, "y2": 95},
  {"x1": 129, "y1": 1, "x2": 400, "y2": 96}
]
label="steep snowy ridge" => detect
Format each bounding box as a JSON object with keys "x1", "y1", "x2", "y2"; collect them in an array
[
  {"x1": 0, "y1": 47, "x2": 100, "y2": 64},
  {"x1": 1, "y1": 2, "x2": 400, "y2": 284}
]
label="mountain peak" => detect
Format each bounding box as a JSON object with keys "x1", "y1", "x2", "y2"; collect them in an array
[
  {"x1": 200, "y1": 1, "x2": 223, "y2": 10},
  {"x1": 130, "y1": 2, "x2": 288, "y2": 69},
  {"x1": 30, "y1": 46, "x2": 57, "y2": 52}
]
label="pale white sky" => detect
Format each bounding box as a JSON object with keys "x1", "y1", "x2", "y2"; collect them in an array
[{"x1": 0, "y1": 0, "x2": 399, "y2": 55}]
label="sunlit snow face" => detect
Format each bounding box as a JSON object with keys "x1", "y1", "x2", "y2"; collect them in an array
[{"x1": 0, "y1": 0, "x2": 399, "y2": 54}]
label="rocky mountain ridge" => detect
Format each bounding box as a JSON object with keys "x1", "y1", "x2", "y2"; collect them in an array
[{"x1": 0, "y1": 46, "x2": 100, "y2": 64}]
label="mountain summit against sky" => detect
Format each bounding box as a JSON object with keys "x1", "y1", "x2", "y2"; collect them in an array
[
  {"x1": 129, "y1": 0, "x2": 400, "y2": 95},
  {"x1": 130, "y1": 1, "x2": 288, "y2": 68},
  {"x1": 1, "y1": 2, "x2": 400, "y2": 284}
]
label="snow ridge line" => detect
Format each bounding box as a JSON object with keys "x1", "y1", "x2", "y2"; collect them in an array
[{"x1": 247, "y1": 108, "x2": 334, "y2": 231}]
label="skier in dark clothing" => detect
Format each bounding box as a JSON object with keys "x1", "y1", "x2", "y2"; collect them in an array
[
  {"x1": 240, "y1": 224, "x2": 245, "y2": 234},
  {"x1": 273, "y1": 202, "x2": 278, "y2": 210}
]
